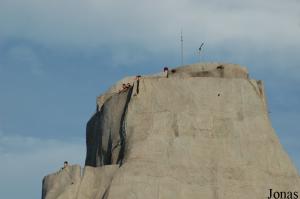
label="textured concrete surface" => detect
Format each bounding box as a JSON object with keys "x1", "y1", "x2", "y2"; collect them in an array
[
  {"x1": 42, "y1": 165, "x2": 81, "y2": 199},
  {"x1": 42, "y1": 63, "x2": 300, "y2": 199},
  {"x1": 76, "y1": 165, "x2": 118, "y2": 199}
]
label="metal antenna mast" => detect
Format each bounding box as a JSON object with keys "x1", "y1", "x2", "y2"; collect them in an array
[
  {"x1": 180, "y1": 30, "x2": 184, "y2": 65},
  {"x1": 198, "y1": 42, "x2": 204, "y2": 61}
]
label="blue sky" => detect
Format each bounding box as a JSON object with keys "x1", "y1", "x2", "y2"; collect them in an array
[{"x1": 0, "y1": 0, "x2": 299, "y2": 198}]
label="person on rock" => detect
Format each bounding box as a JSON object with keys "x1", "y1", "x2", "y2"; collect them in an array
[
  {"x1": 64, "y1": 161, "x2": 68, "y2": 168},
  {"x1": 61, "y1": 161, "x2": 68, "y2": 170},
  {"x1": 136, "y1": 75, "x2": 141, "y2": 80},
  {"x1": 163, "y1": 66, "x2": 169, "y2": 78},
  {"x1": 119, "y1": 84, "x2": 127, "y2": 93}
]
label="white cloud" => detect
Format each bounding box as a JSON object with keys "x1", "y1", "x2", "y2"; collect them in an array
[
  {"x1": 0, "y1": 133, "x2": 85, "y2": 199},
  {"x1": 0, "y1": 0, "x2": 299, "y2": 51},
  {"x1": 0, "y1": 0, "x2": 299, "y2": 74}
]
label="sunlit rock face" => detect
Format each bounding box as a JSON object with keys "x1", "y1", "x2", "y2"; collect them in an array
[{"x1": 42, "y1": 63, "x2": 300, "y2": 199}]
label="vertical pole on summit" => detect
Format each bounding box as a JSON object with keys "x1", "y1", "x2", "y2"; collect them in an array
[
  {"x1": 181, "y1": 30, "x2": 184, "y2": 66},
  {"x1": 198, "y1": 42, "x2": 204, "y2": 62}
]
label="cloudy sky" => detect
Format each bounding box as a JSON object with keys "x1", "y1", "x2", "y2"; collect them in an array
[{"x1": 0, "y1": 0, "x2": 299, "y2": 198}]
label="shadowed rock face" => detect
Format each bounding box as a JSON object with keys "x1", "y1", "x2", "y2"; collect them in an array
[
  {"x1": 85, "y1": 87, "x2": 133, "y2": 167},
  {"x1": 42, "y1": 63, "x2": 300, "y2": 199}
]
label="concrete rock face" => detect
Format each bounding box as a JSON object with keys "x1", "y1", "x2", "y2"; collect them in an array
[
  {"x1": 42, "y1": 63, "x2": 300, "y2": 199},
  {"x1": 42, "y1": 165, "x2": 81, "y2": 199}
]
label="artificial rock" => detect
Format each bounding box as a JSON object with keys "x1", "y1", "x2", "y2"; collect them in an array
[{"x1": 42, "y1": 63, "x2": 300, "y2": 199}]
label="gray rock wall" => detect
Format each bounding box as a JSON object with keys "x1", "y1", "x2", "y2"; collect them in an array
[
  {"x1": 42, "y1": 63, "x2": 300, "y2": 199},
  {"x1": 42, "y1": 165, "x2": 81, "y2": 199}
]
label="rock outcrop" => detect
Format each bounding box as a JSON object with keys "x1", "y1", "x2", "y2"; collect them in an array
[
  {"x1": 85, "y1": 87, "x2": 133, "y2": 167},
  {"x1": 42, "y1": 63, "x2": 300, "y2": 199}
]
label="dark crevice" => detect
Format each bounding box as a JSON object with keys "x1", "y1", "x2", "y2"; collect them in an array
[
  {"x1": 136, "y1": 79, "x2": 140, "y2": 94},
  {"x1": 101, "y1": 185, "x2": 111, "y2": 199},
  {"x1": 112, "y1": 141, "x2": 120, "y2": 151},
  {"x1": 117, "y1": 86, "x2": 133, "y2": 167},
  {"x1": 104, "y1": 131, "x2": 113, "y2": 165}
]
